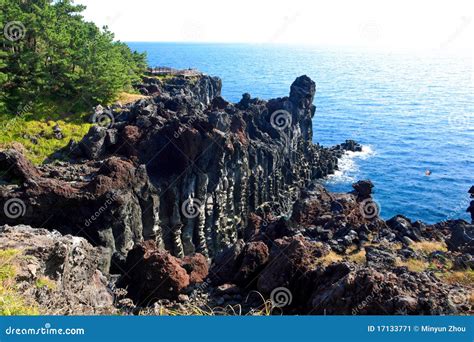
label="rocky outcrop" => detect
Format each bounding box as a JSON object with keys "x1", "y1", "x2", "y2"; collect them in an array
[
  {"x1": 205, "y1": 181, "x2": 473, "y2": 315},
  {"x1": 352, "y1": 180, "x2": 373, "y2": 200},
  {"x1": 119, "y1": 240, "x2": 209, "y2": 305},
  {"x1": 446, "y1": 220, "x2": 474, "y2": 254},
  {"x1": 0, "y1": 225, "x2": 115, "y2": 314},
  {"x1": 119, "y1": 241, "x2": 190, "y2": 305},
  {"x1": 136, "y1": 74, "x2": 222, "y2": 105},
  {"x1": 308, "y1": 266, "x2": 468, "y2": 315},
  {"x1": 74, "y1": 74, "x2": 348, "y2": 259},
  {"x1": 0, "y1": 150, "x2": 159, "y2": 273},
  {"x1": 467, "y1": 186, "x2": 474, "y2": 223},
  {"x1": 1, "y1": 74, "x2": 359, "y2": 266}
]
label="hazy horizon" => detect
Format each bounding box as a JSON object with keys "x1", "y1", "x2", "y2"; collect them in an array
[{"x1": 76, "y1": 0, "x2": 473, "y2": 53}]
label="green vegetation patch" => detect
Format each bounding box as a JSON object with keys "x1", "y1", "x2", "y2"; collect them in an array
[
  {"x1": 0, "y1": 99, "x2": 92, "y2": 164},
  {"x1": 0, "y1": 0, "x2": 148, "y2": 164},
  {"x1": 35, "y1": 277, "x2": 56, "y2": 290},
  {"x1": 0, "y1": 249, "x2": 39, "y2": 315}
]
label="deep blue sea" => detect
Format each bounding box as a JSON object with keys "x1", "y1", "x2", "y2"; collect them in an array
[{"x1": 127, "y1": 42, "x2": 473, "y2": 224}]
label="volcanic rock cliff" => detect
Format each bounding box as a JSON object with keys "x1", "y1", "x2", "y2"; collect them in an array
[{"x1": 0, "y1": 74, "x2": 355, "y2": 270}]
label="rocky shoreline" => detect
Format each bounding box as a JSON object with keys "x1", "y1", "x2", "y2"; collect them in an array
[{"x1": 0, "y1": 72, "x2": 472, "y2": 315}]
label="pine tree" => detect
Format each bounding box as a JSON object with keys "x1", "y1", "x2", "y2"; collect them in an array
[{"x1": 0, "y1": 0, "x2": 147, "y2": 112}]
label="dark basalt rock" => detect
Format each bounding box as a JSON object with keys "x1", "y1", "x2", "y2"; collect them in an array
[
  {"x1": 386, "y1": 215, "x2": 423, "y2": 242},
  {"x1": 446, "y1": 220, "x2": 474, "y2": 254},
  {"x1": 233, "y1": 241, "x2": 269, "y2": 287},
  {"x1": 135, "y1": 74, "x2": 222, "y2": 105},
  {"x1": 339, "y1": 139, "x2": 363, "y2": 152},
  {"x1": 365, "y1": 246, "x2": 397, "y2": 266},
  {"x1": 56, "y1": 76, "x2": 357, "y2": 257},
  {"x1": 256, "y1": 236, "x2": 328, "y2": 300},
  {"x1": 467, "y1": 186, "x2": 474, "y2": 223},
  {"x1": 0, "y1": 74, "x2": 367, "y2": 268},
  {"x1": 0, "y1": 148, "x2": 40, "y2": 181},
  {"x1": 308, "y1": 266, "x2": 466, "y2": 315},
  {"x1": 209, "y1": 239, "x2": 245, "y2": 285},
  {"x1": 0, "y1": 149, "x2": 159, "y2": 273},
  {"x1": 201, "y1": 181, "x2": 472, "y2": 315},
  {"x1": 119, "y1": 241, "x2": 190, "y2": 304},
  {"x1": 468, "y1": 202, "x2": 474, "y2": 224},
  {"x1": 352, "y1": 180, "x2": 374, "y2": 200}
]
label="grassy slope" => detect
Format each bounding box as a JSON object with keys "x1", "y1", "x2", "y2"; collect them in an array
[
  {"x1": 0, "y1": 92, "x2": 146, "y2": 165},
  {"x1": 0, "y1": 98, "x2": 92, "y2": 164}
]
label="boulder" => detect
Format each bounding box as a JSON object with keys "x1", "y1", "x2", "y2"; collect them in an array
[
  {"x1": 233, "y1": 241, "x2": 269, "y2": 287},
  {"x1": 386, "y1": 215, "x2": 423, "y2": 242},
  {"x1": 209, "y1": 240, "x2": 245, "y2": 285},
  {"x1": 0, "y1": 225, "x2": 115, "y2": 314},
  {"x1": 365, "y1": 246, "x2": 397, "y2": 267},
  {"x1": 352, "y1": 180, "x2": 374, "y2": 200},
  {"x1": 0, "y1": 149, "x2": 40, "y2": 182},
  {"x1": 257, "y1": 236, "x2": 328, "y2": 303},
  {"x1": 446, "y1": 220, "x2": 474, "y2": 254},
  {"x1": 120, "y1": 241, "x2": 190, "y2": 304},
  {"x1": 339, "y1": 140, "x2": 363, "y2": 152},
  {"x1": 181, "y1": 253, "x2": 209, "y2": 284}
]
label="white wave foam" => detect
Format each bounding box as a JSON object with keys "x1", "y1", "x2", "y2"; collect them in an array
[{"x1": 325, "y1": 145, "x2": 375, "y2": 184}]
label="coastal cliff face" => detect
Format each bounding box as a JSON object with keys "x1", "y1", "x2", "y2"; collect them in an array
[
  {"x1": 0, "y1": 74, "x2": 354, "y2": 266},
  {"x1": 0, "y1": 73, "x2": 472, "y2": 315}
]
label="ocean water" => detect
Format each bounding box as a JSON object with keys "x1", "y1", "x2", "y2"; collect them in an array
[{"x1": 127, "y1": 42, "x2": 473, "y2": 224}]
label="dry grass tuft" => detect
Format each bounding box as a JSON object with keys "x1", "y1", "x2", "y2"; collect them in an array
[
  {"x1": 410, "y1": 241, "x2": 447, "y2": 254},
  {"x1": 320, "y1": 251, "x2": 344, "y2": 266},
  {"x1": 395, "y1": 258, "x2": 428, "y2": 272},
  {"x1": 115, "y1": 92, "x2": 148, "y2": 105},
  {"x1": 149, "y1": 291, "x2": 285, "y2": 316},
  {"x1": 347, "y1": 250, "x2": 366, "y2": 264},
  {"x1": 438, "y1": 270, "x2": 474, "y2": 287}
]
